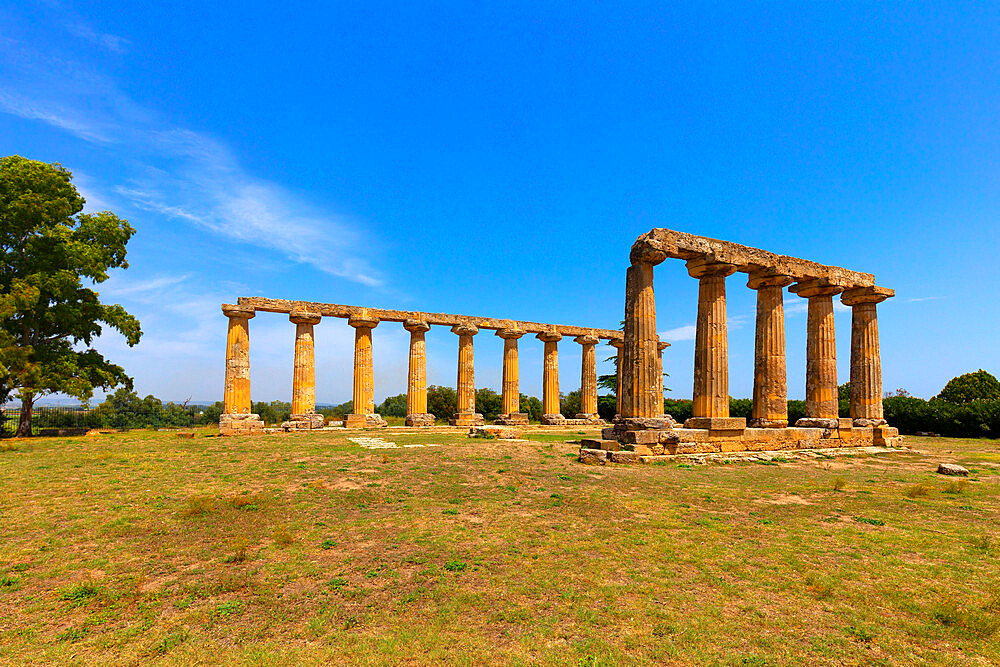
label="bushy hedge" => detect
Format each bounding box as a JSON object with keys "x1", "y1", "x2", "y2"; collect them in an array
[{"x1": 883, "y1": 397, "x2": 1000, "y2": 438}]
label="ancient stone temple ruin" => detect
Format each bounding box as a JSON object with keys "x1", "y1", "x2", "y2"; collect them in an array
[
  {"x1": 218, "y1": 299, "x2": 624, "y2": 435},
  {"x1": 581, "y1": 228, "x2": 902, "y2": 463}
]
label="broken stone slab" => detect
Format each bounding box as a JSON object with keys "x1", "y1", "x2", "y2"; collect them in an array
[
  {"x1": 345, "y1": 413, "x2": 388, "y2": 428},
  {"x1": 579, "y1": 438, "x2": 620, "y2": 451},
  {"x1": 609, "y1": 451, "x2": 641, "y2": 464},
  {"x1": 614, "y1": 416, "x2": 677, "y2": 431},
  {"x1": 578, "y1": 448, "x2": 608, "y2": 465},
  {"x1": 469, "y1": 426, "x2": 521, "y2": 440},
  {"x1": 937, "y1": 463, "x2": 969, "y2": 477},
  {"x1": 853, "y1": 418, "x2": 888, "y2": 427},
  {"x1": 794, "y1": 418, "x2": 840, "y2": 429},
  {"x1": 405, "y1": 413, "x2": 436, "y2": 427},
  {"x1": 540, "y1": 414, "x2": 567, "y2": 425}
]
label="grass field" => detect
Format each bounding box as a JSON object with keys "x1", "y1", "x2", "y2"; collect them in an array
[{"x1": 0, "y1": 428, "x2": 998, "y2": 665}]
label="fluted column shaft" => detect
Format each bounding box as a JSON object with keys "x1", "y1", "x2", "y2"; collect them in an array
[
  {"x1": 748, "y1": 274, "x2": 793, "y2": 427},
  {"x1": 688, "y1": 260, "x2": 736, "y2": 419},
  {"x1": 290, "y1": 311, "x2": 321, "y2": 416},
  {"x1": 497, "y1": 329, "x2": 525, "y2": 416},
  {"x1": 454, "y1": 324, "x2": 478, "y2": 415},
  {"x1": 654, "y1": 340, "x2": 669, "y2": 415},
  {"x1": 843, "y1": 287, "x2": 892, "y2": 424},
  {"x1": 609, "y1": 339, "x2": 624, "y2": 417},
  {"x1": 575, "y1": 335, "x2": 599, "y2": 416},
  {"x1": 349, "y1": 317, "x2": 379, "y2": 414},
  {"x1": 621, "y1": 262, "x2": 659, "y2": 418},
  {"x1": 223, "y1": 305, "x2": 255, "y2": 414},
  {"x1": 538, "y1": 331, "x2": 563, "y2": 416},
  {"x1": 791, "y1": 281, "x2": 842, "y2": 420},
  {"x1": 404, "y1": 320, "x2": 431, "y2": 417}
]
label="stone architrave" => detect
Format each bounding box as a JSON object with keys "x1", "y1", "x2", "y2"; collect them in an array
[
  {"x1": 538, "y1": 331, "x2": 565, "y2": 424},
  {"x1": 403, "y1": 319, "x2": 435, "y2": 426},
  {"x1": 621, "y1": 262, "x2": 660, "y2": 419},
  {"x1": 842, "y1": 286, "x2": 894, "y2": 426},
  {"x1": 747, "y1": 271, "x2": 794, "y2": 428},
  {"x1": 790, "y1": 279, "x2": 844, "y2": 427},
  {"x1": 220, "y1": 304, "x2": 264, "y2": 435},
  {"x1": 346, "y1": 315, "x2": 387, "y2": 428},
  {"x1": 608, "y1": 338, "x2": 624, "y2": 419},
  {"x1": 685, "y1": 258, "x2": 744, "y2": 431},
  {"x1": 495, "y1": 328, "x2": 528, "y2": 425},
  {"x1": 287, "y1": 310, "x2": 324, "y2": 429},
  {"x1": 574, "y1": 335, "x2": 602, "y2": 422},
  {"x1": 450, "y1": 323, "x2": 485, "y2": 426}
]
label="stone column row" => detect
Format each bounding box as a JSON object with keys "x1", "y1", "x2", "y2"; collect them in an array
[{"x1": 620, "y1": 261, "x2": 892, "y2": 431}]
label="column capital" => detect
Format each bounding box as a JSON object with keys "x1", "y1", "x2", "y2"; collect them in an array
[
  {"x1": 222, "y1": 304, "x2": 255, "y2": 319},
  {"x1": 574, "y1": 334, "x2": 599, "y2": 346},
  {"x1": 789, "y1": 279, "x2": 843, "y2": 298},
  {"x1": 289, "y1": 310, "x2": 322, "y2": 325},
  {"x1": 746, "y1": 271, "x2": 795, "y2": 290},
  {"x1": 607, "y1": 337, "x2": 624, "y2": 349},
  {"x1": 686, "y1": 258, "x2": 737, "y2": 279},
  {"x1": 657, "y1": 340, "x2": 670, "y2": 352},
  {"x1": 842, "y1": 285, "x2": 894, "y2": 306},
  {"x1": 451, "y1": 323, "x2": 479, "y2": 336},
  {"x1": 537, "y1": 331, "x2": 563, "y2": 343},
  {"x1": 495, "y1": 328, "x2": 525, "y2": 340},
  {"x1": 348, "y1": 316, "x2": 379, "y2": 329},
  {"x1": 403, "y1": 319, "x2": 431, "y2": 333}
]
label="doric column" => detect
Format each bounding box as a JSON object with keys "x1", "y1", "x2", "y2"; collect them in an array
[
  {"x1": 574, "y1": 335, "x2": 600, "y2": 421},
  {"x1": 790, "y1": 280, "x2": 843, "y2": 426},
  {"x1": 747, "y1": 272, "x2": 794, "y2": 428},
  {"x1": 842, "y1": 286, "x2": 894, "y2": 426},
  {"x1": 538, "y1": 331, "x2": 564, "y2": 424},
  {"x1": 654, "y1": 339, "x2": 669, "y2": 416},
  {"x1": 450, "y1": 323, "x2": 484, "y2": 426},
  {"x1": 346, "y1": 315, "x2": 387, "y2": 428},
  {"x1": 686, "y1": 259, "x2": 738, "y2": 426},
  {"x1": 608, "y1": 338, "x2": 624, "y2": 418},
  {"x1": 495, "y1": 328, "x2": 528, "y2": 425},
  {"x1": 223, "y1": 304, "x2": 255, "y2": 415},
  {"x1": 289, "y1": 310, "x2": 323, "y2": 428},
  {"x1": 403, "y1": 319, "x2": 434, "y2": 426},
  {"x1": 621, "y1": 262, "x2": 659, "y2": 418}
]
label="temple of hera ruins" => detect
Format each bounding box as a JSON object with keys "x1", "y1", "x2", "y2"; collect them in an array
[
  {"x1": 219, "y1": 299, "x2": 630, "y2": 435},
  {"x1": 581, "y1": 228, "x2": 902, "y2": 462}
]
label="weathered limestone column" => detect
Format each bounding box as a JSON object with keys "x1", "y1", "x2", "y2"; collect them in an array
[
  {"x1": 842, "y1": 286, "x2": 894, "y2": 426},
  {"x1": 450, "y1": 323, "x2": 484, "y2": 426},
  {"x1": 346, "y1": 315, "x2": 387, "y2": 428},
  {"x1": 404, "y1": 319, "x2": 435, "y2": 426},
  {"x1": 538, "y1": 331, "x2": 564, "y2": 424},
  {"x1": 220, "y1": 304, "x2": 263, "y2": 435},
  {"x1": 621, "y1": 262, "x2": 660, "y2": 419},
  {"x1": 654, "y1": 339, "x2": 669, "y2": 416},
  {"x1": 685, "y1": 259, "x2": 744, "y2": 430},
  {"x1": 608, "y1": 338, "x2": 624, "y2": 419},
  {"x1": 574, "y1": 335, "x2": 601, "y2": 422},
  {"x1": 495, "y1": 328, "x2": 528, "y2": 425},
  {"x1": 288, "y1": 310, "x2": 324, "y2": 429},
  {"x1": 747, "y1": 272, "x2": 794, "y2": 428},
  {"x1": 790, "y1": 280, "x2": 843, "y2": 427}
]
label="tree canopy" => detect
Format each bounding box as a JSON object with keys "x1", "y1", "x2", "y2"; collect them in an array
[
  {"x1": 934, "y1": 370, "x2": 1000, "y2": 404},
  {"x1": 0, "y1": 155, "x2": 142, "y2": 435}
]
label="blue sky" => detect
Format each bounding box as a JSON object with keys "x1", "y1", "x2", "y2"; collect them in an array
[{"x1": 2, "y1": 1, "x2": 998, "y2": 405}]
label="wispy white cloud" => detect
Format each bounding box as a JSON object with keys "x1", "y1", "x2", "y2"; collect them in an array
[
  {"x1": 906, "y1": 296, "x2": 941, "y2": 303},
  {"x1": 65, "y1": 21, "x2": 130, "y2": 54},
  {"x1": 660, "y1": 324, "x2": 696, "y2": 342}
]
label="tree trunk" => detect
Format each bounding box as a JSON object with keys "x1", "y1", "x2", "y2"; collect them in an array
[{"x1": 16, "y1": 393, "x2": 34, "y2": 437}]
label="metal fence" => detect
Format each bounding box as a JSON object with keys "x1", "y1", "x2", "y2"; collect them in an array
[{"x1": 0, "y1": 405, "x2": 203, "y2": 436}]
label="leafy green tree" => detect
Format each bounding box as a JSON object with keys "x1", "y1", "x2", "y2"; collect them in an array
[
  {"x1": 561, "y1": 389, "x2": 581, "y2": 417},
  {"x1": 475, "y1": 388, "x2": 502, "y2": 421},
  {"x1": 934, "y1": 370, "x2": 1000, "y2": 404},
  {"x1": 427, "y1": 385, "x2": 457, "y2": 421},
  {"x1": 199, "y1": 401, "x2": 224, "y2": 424},
  {"x1": 519, "y1": 394, "x2": 542, "y2": 422},
  {"x1": 252, "y1": 400, "x2": 292, "y2": 425},
  {"x1": 1, "y1": 156, "x2": 141, "y2": 436},
  {"x1": 377, "y1": 393, "x2": 407, "y2": 417}
]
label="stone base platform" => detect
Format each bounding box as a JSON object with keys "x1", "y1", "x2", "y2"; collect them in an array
[
  {"x1": 450, "y1": 412, "x2": 485, "y2": 427},
  {"x1": 495, "y1": 413, "x2": 529, "y2": 426},
  {"x1": 345, "y1": 413, "x2": 388, "y2": 428},
  {"x1": 405, "y1": 413, "x2": 436, "y2": 427},
  {"x1": 220, "y1": 413, "x2": 265, "y2": 436},
  {"x1": 542, "y1": 414, "x2": 607, "y2": 426},
  {"x1": 580, "y1": 444, "x2": 907, "y2": 466},
  {"x1": 280, "y1": 413, "x2": 326, "y2": 430},
  {"x1": 586, "y1": 423, "x2": 904, "y2": 463}
]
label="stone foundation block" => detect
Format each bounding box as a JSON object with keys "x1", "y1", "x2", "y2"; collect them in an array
[
  {"x1": 580, "y1": 438, "x2": 620, "y2": 451},
  {"x1": 574, "y1": 413, "x2": 606, "y2": 424},
  {"x1": 345, "y1": 413, "x2": 388, "y2": 428},
  {"x1": 675, "y1": 441, "x2": 722, "y2": 454},
  {"x1": 540, "y1": 414, "x2": 566, "y2": 425},
  {"x1": 621, "y1": 430, "x2": 661, "y2": 445},
  {"x1": 601, "y1": 427, "x2": 616, "y2": 440},
  {"x1": 469, "y1": 426, "x2": 521, "y2": 440},
  {"x1": 609, "y1": 451, "x2": 642, "y2": 463},
  {"x1": 795, "y1": 417, "x2": 840, "y2": 429},
  {"x1": 286, "y1": 413, "x2": 325, "y2": 429},
  {"x1": 579, "y1": 449, "x2": 608, "y2": 465},
  {"x1": 747, "y1": 418, "x2": 788, "y2": 428},
  {"x1": 450, "y1": 412, "x2": 485, "y2": 427},
  {"x1": 853, "y1": 418, "x2": 888, "y2": 428},
  {"x1": 495, "y1": 413, "x2": 529, "y2": 426},
  {"x1": 405, "y1": 413, "x2": 436, "y2": 427},
  {"x1": 719, "y1": 440, "x2": 747, "y2": 453},
  {"x1": 616, "y1": 417, "x2": 677, "y2": 431},
  {"x1": 219, "y1": 413, "x2": 265, "y2": 436},
  {"x1": 684, "y1": 417, "x2": 747, "y2": 432},
  {"x1": 873, "y1": 425, "x2": 901, "y2": 447}
]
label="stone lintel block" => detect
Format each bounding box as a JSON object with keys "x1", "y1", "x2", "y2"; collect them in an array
[
  {"x1": 609, "y1": 451, "x2": 641, "y2": 464},
  {"x1": 450, "y1": 413, "x2": 485, "y2": 427},
  {"x1": 579, "y1": 449, "x2": 608, "y2": 465},
  {"x1": 345, "y1": 413, "x2": 388, "y2": 428},
  {"x1": 747, "y1": 418, "x2": 788, "y2": 429},
  {"x1": 795, "y1": 418, "x2": 840, "y2": 429},
  {"x1": 540, "y1": 414, "x2": 566, "y2": 425},
  {"x1": 684, "y1": 417, "x2": 747, "y2": 432},
  {"x1": 405, "y1": 413, "x2": 436, "y2": 427},
  {"x1": 494, "y1": 413, "x2": 529, "y2": 426},
  {"x1": 853, "y1": 418, "x2": 888, "y2": 428}
]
